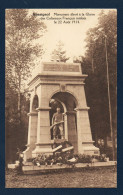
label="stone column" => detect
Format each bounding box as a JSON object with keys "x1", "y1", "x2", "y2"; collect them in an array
[
  {"x1": 67, "y1": 111, "x2": 78, "y2": 153},
  {"x1": 63, "y1": 112, "x2": 68, "y2": 140},
  {"x1": 75, "y1": 108, "x2": 99, "y2": 155},
  {"x1": 23, "y1": 112, "x2": 38, "y2": 161},
  {"x1": 32, "y1": 107, "x2": 53, "y2": 157}
]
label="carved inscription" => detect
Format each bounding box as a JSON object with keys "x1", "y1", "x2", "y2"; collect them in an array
[{"x1": 44, "y1": 64, "x2": 80, "y2": 72}]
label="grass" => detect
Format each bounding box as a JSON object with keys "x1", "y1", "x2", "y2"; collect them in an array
[{"x1": 5, "y1": 166, "x2": 117, "y2": 188}]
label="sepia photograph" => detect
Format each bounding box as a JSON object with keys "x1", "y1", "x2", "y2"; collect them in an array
[{"x1": 5, "y1": 8, "x2": 117, "y2": 188}]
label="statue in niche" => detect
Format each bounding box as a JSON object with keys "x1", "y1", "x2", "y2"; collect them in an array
[{"x1": 51, "y1": 107, "x2": 64, "y2": 139}]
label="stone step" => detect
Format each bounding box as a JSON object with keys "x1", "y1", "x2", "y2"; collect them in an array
[
  {"x1": 22, "y1": 161, "x2": 117, "y2": 174},
  {"x1": 23, "y1": 162, "x2": 33, "y2": 166}
]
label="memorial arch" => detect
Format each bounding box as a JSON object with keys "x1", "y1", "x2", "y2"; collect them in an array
[
  {"x1": 23, "y1": 62, "x2": 99, "y2": 161},
  {"x1": 50, "y1": 92, "x2": 78, "y2": 152}
]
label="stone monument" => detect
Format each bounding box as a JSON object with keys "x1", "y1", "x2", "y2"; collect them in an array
[{"x1": 23, "y1": 61, "x2": 99, "y2": 161}]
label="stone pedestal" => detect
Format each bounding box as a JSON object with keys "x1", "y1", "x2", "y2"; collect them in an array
[
  {"x1": 32, "y1": 107, "x2": 53, "y2": 157},
  {"x1": 67, "y1": 111, "x2": 78, "y2": 153},
  {"x1": 75, "y1": 108, "x2": 99, "y2": 155},
  {"x1": 23, "y1": 112, "x2": 38, "y2": 161}
]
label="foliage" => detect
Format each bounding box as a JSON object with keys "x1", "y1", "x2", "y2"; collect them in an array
[
  {"x1": 82, "y1": 10, "x2": 117, "y2": 156},
  {"x1": 31, "y1": 141, "x2": 74, "y2": 166},
  {"x1": 30, "y1": 152, "x2": 111, "y2": 166},
  {"x1": 16, "y1": 153, "x2": 23, "y2": 174},
  {"x1": 5, "y1": 9, "x2": 47, "y2": 110},
  {"x1": 104, "y1": 146, "x2": 117, "y2": 160},
  {"x1": 5, "y1": 79, "x2": 30, "y2": 165},
  {"x1": 75, "y1": 154, "x2": 92, "y2": 163},
  {"x1": 51, "y1": 41, "x2": 69, "y2": 62},
  {"x1": 5, "y1": 9, "x2": 47, "y2": 163},
  {"x1": 31, "y1": 152, "x2": 73, "y2": 166}
]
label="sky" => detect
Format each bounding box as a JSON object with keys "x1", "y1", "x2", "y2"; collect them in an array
[
  {"x1": 27, "y1": 9, "x2": 113, "y2": 80},
  {"x1": 30, "y1": 9, "x2": 111, "y2": 62}
]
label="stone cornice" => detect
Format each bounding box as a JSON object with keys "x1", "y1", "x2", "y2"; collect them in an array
[
  {"x1": 28, "y1": 74, "x2": 88, "y2": 87},
  {"x1": 74, "y1": 107, "x2": 90, "y2": 111},
  {"x1": 36, "y1": 107, "x2": 51, "y2": 111},
  {"x1": 82, "y1": 141, "x2": 95, "y2": 144},
  {"x1": 29, "y1": 82, "x2": 85, "y2": 92},
  {"x1": 35, "y1": 142, "x2": 54, "y2": 145},
  {"x1": 65, "y1": 111, "x2": 76, "y2": 115},
  {"x1": 27, "y1": 112, "x2": 38, "y2": 116}
]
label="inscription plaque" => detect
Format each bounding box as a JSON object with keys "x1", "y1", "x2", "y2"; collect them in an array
[{"x1": 43, "y1": 64, "x2": 80, "y2": 72}]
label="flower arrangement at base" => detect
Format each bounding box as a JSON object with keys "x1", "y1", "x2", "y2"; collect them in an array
[
  {"x1": 29, "y1": 152, "x2": 110, "y2": 166},
  {"x1": 27, "y1": 140, "x2": 110, "y2": 167}
]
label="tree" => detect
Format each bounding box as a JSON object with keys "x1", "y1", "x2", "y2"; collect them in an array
[
  {"x1": 83, "y1": 10, "x2": 117, "y2": 159},
  {"x1": 5, "y1": 9, "x2": 47, "y2": 112},
  {"x1": 51, "y1": 41, "x2": 69, "y2": 62},
  {"x1": 5, "y1": 9, "x2": 47, "y2": 163},
  {"x1": 5, "y1": 79, "x2": 29, "y2": 164}
]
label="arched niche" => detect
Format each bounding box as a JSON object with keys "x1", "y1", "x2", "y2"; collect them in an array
[{"x1": 49, "y1": 92, "x2": 78, "y2": 153}]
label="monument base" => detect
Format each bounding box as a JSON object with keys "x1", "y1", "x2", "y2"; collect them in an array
[
  {"x1": 22, "y1": 161, "x2": 117, "y2": 175},
  {"x1": 51, "y1": 138, "x2": 67, "y2": 144},
  {"x1": 23, "y1": 140, "x2": 99, "y2": 162},
  {"x1": 82, "y1": 141, "x2": 100, "y2": 156},
  {"x1": 32, "y1": 142, "x2": 53, "y2": 158},
  {"x1": 23, "y1": 144, "x2": 35, "y2": 162}
]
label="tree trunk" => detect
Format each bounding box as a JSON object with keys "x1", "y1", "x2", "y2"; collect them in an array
[{"x1": 18, "y1": 74, "x2": 21, "y2": 123}]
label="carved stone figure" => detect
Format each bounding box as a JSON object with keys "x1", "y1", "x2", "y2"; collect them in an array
[{"x1": 52, "y1": 108, "x2": 64, "y2": 139}]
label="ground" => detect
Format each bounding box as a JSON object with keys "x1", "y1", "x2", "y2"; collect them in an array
[{"x1": 5, "y1": 167, "x2": 117, "y2": 188}]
